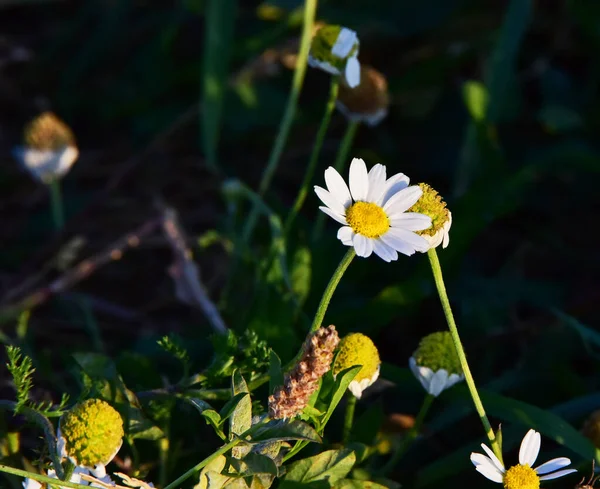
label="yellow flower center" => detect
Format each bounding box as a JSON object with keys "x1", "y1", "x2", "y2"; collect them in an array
[
  {"x1": 503, "y1": 464, "x2": 540, "y2": 489},
  {"x1": 345, "y1": 202, "x2": 389, "y2": 239}
]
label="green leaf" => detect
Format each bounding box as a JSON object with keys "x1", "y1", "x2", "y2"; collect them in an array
[
  {"x1": 320, "y1": 366, "x2": 360, "y2": 430},
  {"x1": 333, "y1": 480, "x2": 389, "y2": 489},
  {"x1": 228, "y1": 452, "x2": 279, "y2": 476},
  {"x1": 463, "y1": 81, "x2": 488, "y2": 122},
  {"x1": 230, "y1": 370, "x2": 252, "y2": 458},
  {"x1": 269, "y1": 349, "x2": 284, "y2": 397},
  {"x1": 195, "y1": 455, "x2": 227, "y2": 489},
  {"x1": 283, "y1": 449, "x2": 356, "y2": 484},
  {"x1": 248, "y1": 419, "x2": 321, "y2": 444},
  {"x1": 220, "y1": 392, "x2": 250, "y2": 425},
  {"x1": 186, "y1": 398, "x2": 226, "y2": 440}
]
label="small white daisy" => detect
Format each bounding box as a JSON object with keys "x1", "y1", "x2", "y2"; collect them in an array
[
  {"x1": 308, "y1": 25, "x2": 361, "y2": 88},
  {"x1": 314, "y1": 158, "x2": 432, "y2": 261},
  {"x1": 471, "y1": 429, "x2": 577, "y2": 488},
  {"x1": 409, "y1": 356, "x2": 464, "y2": 397}
]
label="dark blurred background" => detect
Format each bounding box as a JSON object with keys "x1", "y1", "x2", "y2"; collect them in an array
[{"x1": 1, "y1": 0, "x2": 600, "y2": 487}]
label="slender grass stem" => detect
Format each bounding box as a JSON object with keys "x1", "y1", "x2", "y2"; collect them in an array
[
  {"x1": 380, "y1": 393, "x2": 434, "y2": 475},
  {"x1": 242, "y1": 0, "x2": 318, "y2": 244},
  {"x1": 49, "y1": 179, "x2": 64, "y2": 230},
  {"x1": 285, "y1": 77, "x2": 340, "y2": 234},
  {"x1": 342, "y1": 393, "x2": 357, "y2": 444},
  {"x1": 311, "y1": 120, "x2": 359, "y2": 242},
  {"x1": 427, "y1": 248, "x2": 502, "y2": 462}
]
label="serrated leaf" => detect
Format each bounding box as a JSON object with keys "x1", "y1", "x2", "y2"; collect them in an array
[
  {"x1": 283, "y1": 449, "x2": 356, "y2": 484},
  {"x1": 230, "y1": 370, "x2": 252, "y2": 458},
  {"x1": 320, "y1": 366, "x2": 360, "y2": 430},
  {"x1": 248, "y1": 419, "x2": 321, "y2": 444}
]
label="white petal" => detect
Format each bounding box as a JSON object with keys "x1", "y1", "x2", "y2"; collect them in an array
[
  {"x1": 349, "y1": 158, "x2": 369, "y2": 201},
  {"x1": 22, "y1": 479, "x2": 43, "y2": 489},
  {"x1": 428, "y1": 369, "x2": 450, "y2": 396},
  {"x1": 353, "y1": 234, "x2": 373, "y2": 258},
  {"x1": 470, "y1": 454, "x2": 504, "y2": 483},
  {"x1": 380, "y1": 231, "x2": 416, "y2": 257},
  {"x1": 442, "y1": 211, "x2": 452, "y2": 248},
  {"x1": 373, "y1": 239, "x2": 397, "y2": 262},
  {"x1": 539, "y1": 469, "x2": 578, "y2": 480},
  {"x1": 337, "y1": 226, "x2": 354, "y2": 245},
  {"x1": 480, "y1": 443, "x2": 506, "y2": 474},
  {"x1": 383, "y1": 186, "x2": 423, "y2": 214},
  {"x1": 319, "y1": 206, "x2": 347, "y2": 225},
  {"x1": 331, "y1": 28, "x2": 358, "y2": 58},
  {"x1": 519, "y1": 429, "x2": 541, "y2": 466},
  {"x1": 324, "y1": 166, "x2": 352, "y2": 208},
  {"x1": 344, "y1": 56, "x2": 361, "y2": 88},
  {"x1": 367, "y1": 164, "x2": 387, "y2": 202},
  {"x1": 389, "y1": 213, "x2": 432, "y2": 231},
  {"x1": 409, "y1": 357, "x2": 433, "y2": 391},
  {"x1": 307, "y1": 56, "x2": 341, "y2": 76},
  {"x1": 534, "y1": 457, "x2": 572, "y2": 475},
  {"x1": 314, "y1": 186, "x2": 347, "y2": 215},
  {"x1": 91, "y1": 464, "x2": 107, "y2": 478},
  {"x1": 445, "y1": 373, "x2": 465, "y2": 389},
  {"x1": 386, "y1": 228, "x2": 430, "y2": 252},
  {"x1": 378, "y1": 173, "x2": 410, "y2": 206},
  {"x1": 348, "y1": 380, "x2": 364, "y2": 399}
]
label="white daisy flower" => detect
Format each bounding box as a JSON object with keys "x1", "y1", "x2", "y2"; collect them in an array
[
  {"x1": 308, "y1": 25, "x2": 361, "y2": 88},
  {"x1": 314, "y1": 158, "x2": 432, "y2": 261},
  {"x1": 471, "y1": 429, "x2": 577, "y2": 488}
]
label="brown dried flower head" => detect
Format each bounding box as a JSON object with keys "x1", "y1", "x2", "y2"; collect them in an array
[
  {"x1": 24, "y1": 112, "x2": 76, "y2": 150},
  {"x1": 268, "y1": 325, "x2": 339, "y2": 420},
  {"x1": 336, "y1": 65, "x2": 389, "y2": 126}
]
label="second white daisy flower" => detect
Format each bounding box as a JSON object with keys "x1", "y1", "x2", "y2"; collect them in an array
[{"x1": 314, "y1": 158, "x2": 432, "y2": 261}]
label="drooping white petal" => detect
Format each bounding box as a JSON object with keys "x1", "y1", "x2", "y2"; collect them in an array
[
  {"x1": 383, "y1": 186, "x2": 423, "y2": 215},
  {"x1": 307, "y1": 56, "x2": 341, "y2": 76},
  {"x1": 331, "y1": 28, "x2": 358, "y2": 58},
  {"x1": 366, "y1": 164, "x2": 387, "y2": 202},
  {"x1": 538, "y1": 469, "x2": 578, "y2": 481},
  {"x1": 319, "y1": 206, "x2": 347, "y2": 225},
  {"x1": 479, "y1": 443, "x2": 506, "y2": 474},
  {"x1": 337, "y1": 226, "x2": 354, "y2": 245},
  {"x1": 428, "y1": 369, "x2": 450, "y2": 396},
  {"x1": 519, "y1": 429, "x2": 541, "y2": 466},
  {"x1": 344, "y1": 56, "x2": 361, "y2": 88},
  {"x1": 470, "y1": 454, "x2": 504, "y2": 483},
  {"x1": 314, "y1": 186, "x2": 347, "y2": 215},
  {"x1": 353, "y1": 234, "x2": 373, "y2": 257},
  {"x1": 390, "y1": 213, "x2": 433, "y2": 231},
  {"x1": 386, "y1": 228, "x2": 430, "y2": 252},
  {"x1": 380, "y1": 231, "x2": 416, "y2": 256},
  {"x1": 534, "y1": 457, "x2": 572, "y2": 475},
  {"x1": 445, "y1": 372, "x2": 465, "y2": 390},
  {"x1": 324, "y1": 166, "x2": 352, "y2": 209},
  {"x1": 348, "y1": 158, "x2": 368, "y2": 201},
  {"x1": 377, "y1": 173, "x2": 410, "y2": 206},
  {"x1": 442, "y1": 211, "x2": 452, "y2": 248},
  {"x1": 372, "y1": 239, "x2": 396, "y2": 262}
]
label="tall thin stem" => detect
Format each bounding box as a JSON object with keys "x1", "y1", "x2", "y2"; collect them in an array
[
  {"x1": 312, "y1": 120, "x2": 359, "y2": 242},
  {"x1": 49, "y1": 179, "x2": 64, "y2": 230},
  {"x1": 427, "y1": 248, "x2": 502, "y2": 462},
  {"x1": 285, "y1": 77, "x2": 340, "y2": 234},
  {"x1": 380, "y1": 393, "x2": 434, "y2": 475},
  {"x1": 242, "y1": 0, "x2": 318, "y2": 244},
  {"x1": 342, "y1": 393, "x2": 357, "y2": 444},
  {"x1": 309, "y1": 248, "x2": 355, "y2": 333}
]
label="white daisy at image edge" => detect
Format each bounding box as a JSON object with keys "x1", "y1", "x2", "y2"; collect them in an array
[
  {"x1": 470, "y1": 429, "x2": 577, "y2": 487},
  {"x1": 314, "y1": 158, "x2": 432, "y2": 261}
]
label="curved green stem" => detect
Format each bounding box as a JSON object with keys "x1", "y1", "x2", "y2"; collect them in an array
[
  {"x1": 342, "y1": 393, "x2": 357, "y2": 444},
  {"x1": 311, "y1": 120, "x2": 360, "y2": 242},
  {"x1": 163, "y1": 438, "x2": 241, "y2": 489},
  {"x1": 285, "y1": 77, "x2": 340, "y2": 234},
  {"x1": 49, "y1": 179, "x2": 64, "y2": 230},
  {"x1": 242, "y1": 0, "x2": 318, "y2": 244},
  {"x1": 309, "y1": 248, "x2": 355, "y2": 333},
  {"x1": 380, "y1": 394, "x2": 434, "y2": 475},
  {"x1": 427, "y1": 248, "x2": 502, "y2": 462}
]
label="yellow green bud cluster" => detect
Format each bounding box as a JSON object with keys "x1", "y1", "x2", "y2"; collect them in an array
[
  {"x1": 23, "y1": 112, "x2": 75, "y2": 151},
  {"x1": 408, "y1": 184, "x2": 450, "y2": 239},
  {"x1": 413, "y1": 332, "x2": 461, "y2": 375},
  {"x1": 59, "y1": 399, "x2": 124, "y2": 468},
  {"x1": 310, "y1": 25, "x2": 358, "y2": 70},
  {"x1": 333, "y1": 333, "x2": 380, "y2": 382}
]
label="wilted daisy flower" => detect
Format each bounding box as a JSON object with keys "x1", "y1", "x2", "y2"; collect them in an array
[
  {"x1": 314, "y1": 158, "x2": 432, "y2": 261},
  {"x1": 332, "y1": 333, "x2": 380, "y2": 399},
  {"x1": 336, "y1": 65, "x2": 389, "y2": 126},
  {"x1": 407, "y1": 183, "x2": 452, "y2": 251},
  {"x1": 409, "y1": 331, "x2": 464, "y2": 397},
  {"x1": 57, "y1": 399, "x2": 124, "y2": 478},
  {"x1": 14, "y1": 112, "x2": 79, "y2": 184},
  {"x1": 308, "y1": 25, "x2": 360, "y2": 88},
  {"x1": 471, "y1": 429, "x2": 577, "y2": 488},
  {"x1": 269, "y1": 325, "x2": 339, "y2": 420}
]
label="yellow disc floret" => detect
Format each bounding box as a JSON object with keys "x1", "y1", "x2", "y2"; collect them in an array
[
  {"x1": 503, "y1": 464, "x2": 540, "y2": 489},
  {"x1": 345, "y1": 202, "x2": 390, "y2": 238},
  {"x1": 23, "y1": 112, "x2": 75, "y2": 151},
  {"x1": 413, "y1": 332, "x2": 462, "y2": 375},
  {"x1": 407, "y1": 183, "x2": 449, "y2": 238},
  {"x1": 59, "y1": 399, "x2": 124, "y2": 467},
  {"x1": 333, "y1": 333, "x2": 380, "y2": 382},
  {"x1": 310, "y1": 25, "x2": 358, "y2": 68}
]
